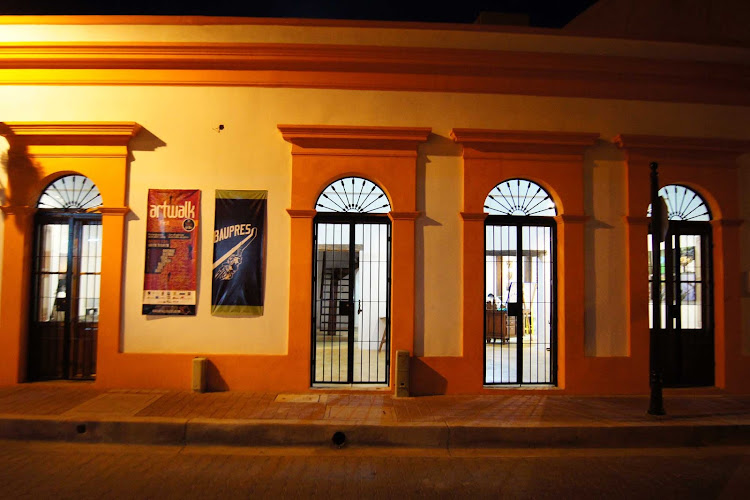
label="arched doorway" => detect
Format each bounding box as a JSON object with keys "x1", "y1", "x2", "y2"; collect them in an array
[
  {"x1": 648, "y1": 184, "x2": 714, "y2": 386},
  {"x1": 484, "y1": 179, "x2": 557, "y2": 385},
  {"x1": 28, "y1": 175, "x2": 103, "y2": 380},
  {"x1": 312, "y1": 177, "x2": 391, "y2": 386}
]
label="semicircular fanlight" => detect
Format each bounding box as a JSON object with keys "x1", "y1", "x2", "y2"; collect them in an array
[
  {"x1": 315, "y1": 177, "x2": 391, "y2": 214},
  {"x1": 484, "y1": 179, "x2": 556, "y2": 217},
  {"x1": 647, "y1": 184, "x2": 711, "y2": 221},
  {"x1": 37, "y1": 175, "x2": 102, "y2": 210}
]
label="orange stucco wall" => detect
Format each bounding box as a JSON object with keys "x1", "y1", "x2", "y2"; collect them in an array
[{"x1": 1, "y1": 19, "x2": 749, "y2": 395}]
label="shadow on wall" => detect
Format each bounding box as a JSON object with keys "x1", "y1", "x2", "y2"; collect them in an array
[
  {"x1": 0, "y1": 123, "x2": 44, "y2": 229},
  {"x1": 410, "y1": 357, "x2": 448, "y2": 395},
  {"x1": 206, "y1": 358, "x2": 230, "y2": 392},
  {"x1": 121, "y1": 127, "x2": 167, "y2": 347},
  {"x1": 740, "y1": 155, "x2": 750, "y2": 355},
  {"x1": 413, "y1": 134, "x2": 458, "y2": 356},
  {"x1": 583, "y1": 139, "x2": 626, "y2": 356},
  {"x1": 130, "y1": 127, "x2": 167, "y2": 154}
]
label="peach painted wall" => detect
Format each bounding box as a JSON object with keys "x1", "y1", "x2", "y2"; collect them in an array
[
  {"x1": 583, "y1": 143, "x2": 629, "y2": 356},
  {"x1": 1, "y1": 85, "x2": 750, "y2": 364}
]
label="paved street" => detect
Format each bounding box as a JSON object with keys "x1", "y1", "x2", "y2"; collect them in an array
[{"x1": 0, "y1": 440, "x2": 748, "y2": 499}]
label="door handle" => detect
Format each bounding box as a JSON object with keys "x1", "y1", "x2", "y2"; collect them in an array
[{"x1": 357, "y1": 300, "x2": 362, "y2": 314}]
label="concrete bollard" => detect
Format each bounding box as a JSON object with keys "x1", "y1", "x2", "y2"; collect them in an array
[
  {"x1": 192, "y1": 357, "x2": 207, "y2": 393},
  {"x1": 395, "y1": 350, "x2": 410, "y2": 397}
]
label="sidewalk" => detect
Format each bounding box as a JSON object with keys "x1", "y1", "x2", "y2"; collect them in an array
[{"x1": 1, "y1": 383, "x2": 749, "y2": 449}]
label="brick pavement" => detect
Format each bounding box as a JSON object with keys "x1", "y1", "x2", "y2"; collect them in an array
[
  {"x1": 0, "y1": 383, "x2": 749, "y2": 425},
  {"x1": 1, "y1": 440, "x2": 749, "y2": 499},
  {"x1": 1, "y1": 383, "x2": 750, "y2": 448}
]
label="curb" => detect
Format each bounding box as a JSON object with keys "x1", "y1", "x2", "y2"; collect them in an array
[
  {"x1": 0, "y1": 415, "x2": 186, "y2": 445},
  {"x1": 1, "y1": 415, "x2": 749, "y2": 449}
]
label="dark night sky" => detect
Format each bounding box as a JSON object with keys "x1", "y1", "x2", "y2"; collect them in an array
[{"x1": 0, "y1": 1, "x2": 597, "y2": 28}]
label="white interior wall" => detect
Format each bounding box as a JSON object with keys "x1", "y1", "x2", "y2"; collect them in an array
[{"x1": 1, "y1": 85, "x2": 749, "y2": 356}]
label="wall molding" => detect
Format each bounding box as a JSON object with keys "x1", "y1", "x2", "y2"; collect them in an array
[
  {"x1": 286, "y1": 209, "x2": 317, "y2": 219},
  {"x1": 460, "y1": 212, "x2": 487, "y2": 221},
  {"x1": 0, "y1": 122, "x2": 142, "y2": 148},
  {"x1": 614, "y1": 134, "x2": 750, "y2": 165},
  {"x1": 0, "y1": 205, "x2": 33, "y2": 216},
  {"x1": 278, "y1": 125, "x2": 431, "y2": 153},
  {"x1": 0, "y1": 42, "x2": 747, "y2": 105},
  {"x1": 451, "y1": 129, "x2": 599, "y2": 157},
  {"x1": 389, "y1": 211, "x2": 421, "y2": 221}
]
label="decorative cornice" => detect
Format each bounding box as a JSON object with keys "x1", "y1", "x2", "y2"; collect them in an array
[
  {"x1": 0, "y1": 205, "x2": 34, "y2": 216},
  {"x1": 96, "y1": 206, "x2": 131, "y2": 215},
  {"x1": 460, "y1": 212, "x2": 487, "y2": 221},
  {"x1": 0, "y1": 43, "x2": 747, "y2": 106},
  {"x1": 388, "y1": 211, "x2": 421, "y2": 221},
  {"x1": 614, "y1": 134, "x2": 750, "y2": 164},
  {"x1": 0, "y1": 122, "x2": 142, "y2": 147},
  {"x1": 278, "y1": 125, "x2": 431, "y2": 152},
  {"x1": 712, "y1": 218, "x2": 744, "y2": 228},
  {"x1": 451, "y1": 129, "x2": 599, "y2": 157},
  {"x1": 555, "y1": 214, "x2": 589, "y2": 224},
  {"x1": 286, "y1": 208, "x2": 317, "y2": 219},
  {"x1": 625, "y1": 215, "x2": 651, "y2": 226}
]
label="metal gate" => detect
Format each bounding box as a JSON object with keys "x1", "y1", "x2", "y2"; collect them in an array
[
  {"x1": 484, "y1": 218, "x2": 556, "y2": 385},
  {"x1": 312, "y1": 216, "x2": 391, "y2": 385},
  {"x1": 649, "y1": 223, "x2": 713, "y2": 386},
  {"x1": 28, "y1": 213, "x2": 102, "y2": 380}
]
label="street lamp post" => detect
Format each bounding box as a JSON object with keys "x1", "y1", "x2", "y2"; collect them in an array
[{"x1": 649, "y1": 162, "x2": 666, "y2": 415}]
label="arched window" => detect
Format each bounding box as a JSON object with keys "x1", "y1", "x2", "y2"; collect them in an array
[
  {"x1": 312, "y1": 177, "x2": 391, "y2": 386},
  {"x1": 484, "y1": 179, "x2": 557, "y2": 386},
  {"x1": 28, "y1": 175, "x2": 102, "y2": 380},
  {"x1": 484, "y1": 179, "x2": 556, "y2": 217},
  {"x1": 647, "y1": 184, "x2": 713, "y2": 386},
  {"x1": 316, "y1": 176, "x2": 391, "y2": 214},
  {"x1": 647, "y1": 184, "x2": 711, "y2": 221},
  {"x1": 37, "y1": 174, "x2": 102, "y2": 210}
]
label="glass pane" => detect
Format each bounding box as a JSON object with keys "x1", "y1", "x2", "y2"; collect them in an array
[
  {"x1": 485, "y1": 224, "x2": 517, "y2": 384},
  {"x1": 316, "y1": 177, "x2": 390, "y2": 214},
  {"x1": 647, "y1": 237, "x2": 667, "y2": 329},
  {"x1": 484, "y1": 179, "x2": 556, "y2": 216},
  {"x1": 37, "y1": 175, "x2": 102, "y2": 210},
  {"x1": 352, "y1": 223, "x2": 388, "y2": 383},
  {"x1": 40, "y1": 224, "x2": 68, "y2": 273},
  {"x1": 314, "y1": 223, "x2": 350, "y2": 383},
  {"x1": 38, "y1": 273, "x2": 67, "y2": 322},
  {"x1": 647, "y1": 185, "x2": 710, "y2": 221},
  {"x1": 679, "y1": 234, "x2": 702, "y2": 329},
  {"x1": 521, "y1": 225, "x2": 553, "y2": 384}
]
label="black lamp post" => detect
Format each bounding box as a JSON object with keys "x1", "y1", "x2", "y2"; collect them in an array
[{"x1": 649, "y1": 162, "x2": 666, "y2": 415}]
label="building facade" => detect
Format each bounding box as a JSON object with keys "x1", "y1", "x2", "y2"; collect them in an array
[{"x1": 1, "y1": 12, "x2": 749, "y2": 394}]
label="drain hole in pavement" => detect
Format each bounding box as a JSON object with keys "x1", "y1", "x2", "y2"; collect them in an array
[
  {"x1": 76, "y1": 424, "x2": 87, "y2": 434},
  {"x1": 332, "y1": 431, "x2": 346, "y2": 447}
]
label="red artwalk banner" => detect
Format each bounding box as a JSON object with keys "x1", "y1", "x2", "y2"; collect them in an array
[{"x1": 142, "y1": 189, "x2": 200, "y2": 315}]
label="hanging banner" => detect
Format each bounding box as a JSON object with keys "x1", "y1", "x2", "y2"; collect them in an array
[
  {"x1": 142, "y1": 189, "x2": 200, "y2": 315},
  {"x1": 212, "y1": 190, "x2": 267, "y2": 316}
]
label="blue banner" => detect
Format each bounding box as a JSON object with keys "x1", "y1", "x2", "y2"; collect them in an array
[{"x1": 211, "y1": 190, "x2": 266, "y2": 316}]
